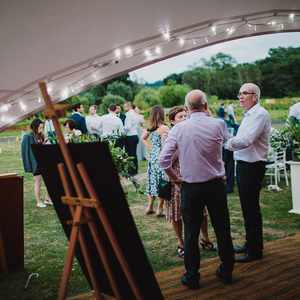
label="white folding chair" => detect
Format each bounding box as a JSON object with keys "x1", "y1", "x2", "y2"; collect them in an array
[{"x1": 265, "y1": 148, "x2": 289, "y2": 190}]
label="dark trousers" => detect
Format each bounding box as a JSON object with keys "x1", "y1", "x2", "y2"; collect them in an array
[
  {"x1": 181, "y1": 179, "x2": 234, "y2": 279},
  {"x1": 236, "y1": 161, "x2": 266, "y2": 256},
  {"x1": 223, "y1": 149, "x2": 235, "y2": 193},
  {"x1": 125, "y1": 135, "x2": 139, "y2": 176}
]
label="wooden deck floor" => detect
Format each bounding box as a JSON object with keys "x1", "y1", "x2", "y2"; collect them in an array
[{"x1": 69, "y1": 233, "x2": 300, "y2": 300}]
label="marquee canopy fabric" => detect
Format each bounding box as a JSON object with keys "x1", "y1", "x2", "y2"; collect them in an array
[{"x1": 0, "y1": 0, "x2": 300, "y2": 130}]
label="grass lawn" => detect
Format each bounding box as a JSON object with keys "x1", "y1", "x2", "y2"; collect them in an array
[{"x1": 0, "y1": 140, "x2": 300, "y2": 300}]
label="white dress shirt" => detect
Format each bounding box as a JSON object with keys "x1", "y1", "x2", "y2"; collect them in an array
[
  {"x1": 288, "y1": 102, "x2": 300, "y2": 120},
  {"x1": 124, "y1": 110, "x2": 142, "y2": 136},
  {"x1": 99, "y1": 113, "x2": 124, "y2": 137},
  {"x1": 225, "y1": 103, "x2": 271, "y2": 162},
  {"x1": 85, "y1": 114, "x2": 102, "y2": 136}
]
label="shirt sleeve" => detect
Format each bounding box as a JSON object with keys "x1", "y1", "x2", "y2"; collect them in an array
[
  {"x1": 159, "y1": 127, "x2": 178, "y2": 170},
  {"x1": 225, "y1": 112, "x2": 269, "y2": 151},
  {"x1": 124, "y1": 113, "x2": 134, "y2": 133}
]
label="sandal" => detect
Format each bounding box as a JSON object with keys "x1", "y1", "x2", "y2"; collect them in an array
[
  {"x1": 200, "y1": 239, "x2": 217, "y2": 251},
  {"x1": 177, "y1": 246, "x2": 184, "y2": 258},
  {"x1": 44, "y1": 199, "x2": 53, "y2": 206},
  {"x1": 145, "y1": 209, "x2": 155, "y2": 215}
]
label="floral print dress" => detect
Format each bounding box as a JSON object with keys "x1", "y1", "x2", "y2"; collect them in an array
[{"x1": 146, "y1": 131, "x2": 165, "y2": 196}]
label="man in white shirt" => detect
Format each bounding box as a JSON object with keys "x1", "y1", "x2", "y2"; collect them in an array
[
  {"x1": 124, "y1": 101, "x2": 142, "y2": 176},
  {"x1": 288, "y1": 101, "x2": 300, "y2": 120},
  {"x1": 226, "y1": 83, "x2": 271, "y2": 263},
  {"x1": 99, "y1": 104, "x2": 124, "y2": 138},
  {"x1": 85, "y1": 105, "x2": 102, "y2": 136}
]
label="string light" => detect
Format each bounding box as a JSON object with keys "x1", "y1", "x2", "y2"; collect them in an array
[
  {"x1": 114, "y1": 48, "x2": 121, "y2": 59},
  {"x1": 226, "y1": 27, "x2": 235, "y2": 35},
  {"x1": 267, "y1": 20, "x2": 277, "y2": 26},
  {"x1": 211, "y1": 25, "x2": 217, "y2": 35},
  {"x1": 19, "y1": 101, "x2": 27, "y2": 111},
  {"x1": 0, "y1": 104, "x2": 10, "y2": 112},
  {"x1": 154, "y1": 46, "x2": 162, "y2": 55},
  {"x1": 60, "y1": 87, "x2": 70, "y2": 99},
  {"x1": 162, "y1": 30, "x2": 171, "y2": 41},
  {"x1": 1, "y1": 9, "x2": 300, "y2": 131},
  {"x1": 124, "y1": 46, "x2": 133, "y2": 56},
  {"x1": 144, "y1": 49, "x2": 152, "y2": 58},
  {"x1": 289, "y1": 13, "x2": 295, "y2": 21},
  {"x1": 179, "y1": 38, "x2": 185, "y2": 46}
]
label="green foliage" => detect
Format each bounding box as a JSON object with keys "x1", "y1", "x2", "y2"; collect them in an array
[
  {"x1": 270, "y1": 127, "x2": 291, "y2": 150},
  {"x1": 107, "y1": 81, "x2": 133, "y2": 101},
  {"x1": 100, "y1": 94, "x2": 125, "y2": 114},
  {"x1": 158, "y1": 84, "x2": 190, "y2": 108},
  {"x1": 134, "y1": 88, "x2": 160, "y2": 110},
  {"x1": 258, "y1": 47, "x2": 300, "y2": 97},
  {"x1": 67, "y1": 85, "x2": 105, "y2": 108},
  {"x1": 163, "y1": 73, "x2": 183, "y2": 85}
]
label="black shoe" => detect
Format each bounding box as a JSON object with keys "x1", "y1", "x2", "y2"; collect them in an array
[
  {"x1": 216, "y1": 267, "x2": 233, "y2": 284},
  {"x1": 181, "y1": 274, "x2": 200, "y2": 289},
  {"x1": 235, "y1": 253, "x2": 263, "y2": 263},
  {"x1": 233, "y1": 245, "x2": 247, "y2": 254}
]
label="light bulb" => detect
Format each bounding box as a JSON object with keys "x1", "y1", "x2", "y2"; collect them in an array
[
  {"x1": 162, "y1": 31, "x2": 170, "y2": 41},
  {"x1": 124, "y1": 46, "x2": 133, "y2": 56},
  {"x1": 155, "y1": 46, "x2": 161, "y2": 55},
  {"x1": 179, "y1": 38, "x2": 185, "y2": 46},
  {"x1": 114, "y1": 48, "x2": 121, "y2": 59}
]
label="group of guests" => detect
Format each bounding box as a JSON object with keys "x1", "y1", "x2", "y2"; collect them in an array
[
  {"x1": 21, "y1": 82, "x2": 271, "y2": 289},
  {"x1": 21, "y1": 100, "x2": 145, "y2": 208},
  {"x1": 145, "y1": 83, "x2": 271, "y2": 289}
]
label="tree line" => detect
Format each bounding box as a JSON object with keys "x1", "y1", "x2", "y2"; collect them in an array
[{"x1": 67, "y1": 46, "x2": 300, "y2": 112}]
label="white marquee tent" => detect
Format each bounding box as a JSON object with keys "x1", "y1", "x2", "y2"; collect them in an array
[{"x1": 0, "y1": 0, "x2": 300, "y2": 131}]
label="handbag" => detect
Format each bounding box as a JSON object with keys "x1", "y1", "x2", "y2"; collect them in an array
[{"x1": 158, "y1": 178, "x2": 172, "y2": 201}]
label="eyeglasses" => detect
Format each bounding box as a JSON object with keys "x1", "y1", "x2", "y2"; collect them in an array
[{"x1": 237, "y1": 91, "x2": 256, "y2": 98}]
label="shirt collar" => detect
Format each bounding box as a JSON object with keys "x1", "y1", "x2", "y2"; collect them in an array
[
  {"x1": 244, "y1": 102, "x2": 260, "y2": 117},
  {"x1": 189, "y1": 111, "x2": 208, "y2": 119}
]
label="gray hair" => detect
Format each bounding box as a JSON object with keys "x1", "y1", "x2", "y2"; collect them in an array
[
  {"x1": 185, "y1": 89, "x2": 207, "y2": 110},
  {"x1": 241, "y1": 83, "x2": 261, "y2": 101}
]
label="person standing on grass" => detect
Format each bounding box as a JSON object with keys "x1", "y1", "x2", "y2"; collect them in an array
[
  {"x1": 124, "y1": 101, "x2": 142, "y2": 176},
  {"x1": 70, "y1": 103, "x2": 87, "y2": 134},
  {"x1": 85, "y1": 105, "x2": 102, "y2": 137},
  {"x1": 143, "y1": 105, "x2": 169, "y2": 217},
  {"x1": 160, "y1": 90, "x2": 234, "y2": 289},
  {"x1": 225, "y1": 83, "x2": 271, "y2": 263},
  {"x1": 166, "y1": 106, "x2": 216, "y2": 259},
  {"x1": 21, "y1": 118, "x2": 52, "y2": 208}
]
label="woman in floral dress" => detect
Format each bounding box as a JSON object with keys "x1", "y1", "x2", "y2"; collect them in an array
[{"x1": 143, "y1": 105, "x2": 169, "y2": 216}]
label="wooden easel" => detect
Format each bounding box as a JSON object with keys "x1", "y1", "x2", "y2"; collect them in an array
[
  {"x1": 0, "y1": 228, "x2": 8, "y2": 272},
  {"x1": 39, "y1": 82, "x2": 143, "y2": 300}
]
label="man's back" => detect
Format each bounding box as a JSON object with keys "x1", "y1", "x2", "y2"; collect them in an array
[
  {"x1": 161, "y1": 112, "x2": 227, "y2": 183},
  {"x1": 100, "y1": 113, "x2": 124, "y2": 137}
]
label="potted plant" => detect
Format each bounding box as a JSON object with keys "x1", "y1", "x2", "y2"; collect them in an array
[{"x1": 285, "y1": 117, "x2": 300, "y2": 214}]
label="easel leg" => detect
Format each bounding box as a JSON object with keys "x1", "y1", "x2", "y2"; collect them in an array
[
  {"x1": 77, "y1": 163, "x2": 143, "y2": 300},
  {"x1": 0, "y1": 229, "x2": 8, "y2": 272},
  {"x1": 58, "y1": 207, "x2": 83, "y2": 300},
  {"x1": 58, "y1": 166, "x2": 105, "y2": 300}
]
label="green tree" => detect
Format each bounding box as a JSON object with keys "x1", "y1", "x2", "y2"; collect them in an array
[
  {"x1": 134, "y1": 88, "x2": 160, "y2": 110},
  {"x1": 257, "y1": 47, "x2": 300, "y2": 97},
  {"x1": 107, "y1": 81, "x2": 133, "y2": 101},
  {"x1": 163, "y1": 73, "x2": 183, "y2": 85},
  {"x1": 182, "y1": 67, "x2": 212, "y2": 93},
  {"x1": 100, "y1": 94, "x2": 125, "y2": 114},
  {"x1": 158, "y1": 84, "x2": 190, "y2": 108},
  {"x1": 202, "y1": 53, "x2": 237, "y2": 70}
]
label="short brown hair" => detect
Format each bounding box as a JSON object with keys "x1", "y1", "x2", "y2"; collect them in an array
[{"x1": 168, "y1": 106, "x2": 186, "y2": 122}]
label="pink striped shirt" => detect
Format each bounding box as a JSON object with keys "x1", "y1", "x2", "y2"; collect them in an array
[{"x1": 159, "y1": 112, "x2": 227, "y2": 183}]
